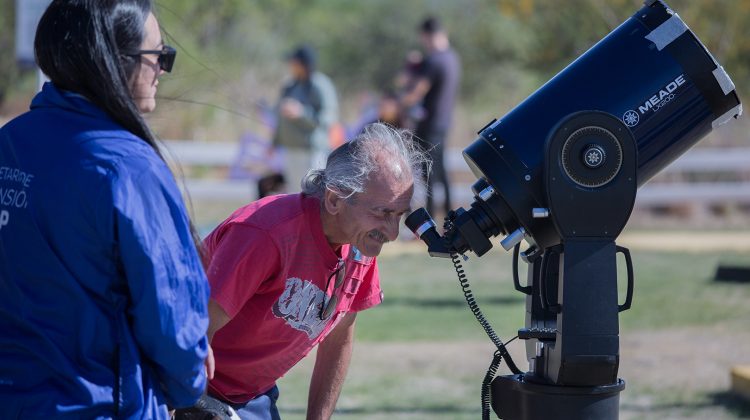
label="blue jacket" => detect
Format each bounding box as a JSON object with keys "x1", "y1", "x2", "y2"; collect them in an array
[{"x1": 0, "y1": 83, "x2": 210, "y2": 418}]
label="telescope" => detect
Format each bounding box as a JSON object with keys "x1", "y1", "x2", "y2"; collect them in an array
[{"x1": 405, "y1": 1, "x2": 741, "y2": 418}]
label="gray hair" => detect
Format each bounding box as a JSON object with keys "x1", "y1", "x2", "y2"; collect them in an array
[{"x1": 301, "y1": 122, "x2": 431, "y2": 200}]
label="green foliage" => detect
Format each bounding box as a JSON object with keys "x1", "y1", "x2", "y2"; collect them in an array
[
  {"x1": 0, "y1": 0, "x2": 19, "y2": 105},
  {"x1": 149, "y1": 0, "x2": 750, "y2": 138},
  {"x1": 2, "y1": 0, "x2": 748, "y2": 137}
]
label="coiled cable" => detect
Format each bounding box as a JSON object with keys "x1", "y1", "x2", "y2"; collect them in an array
[
  {"x1": 449, "y1": 250, "x2": 522, "y2": 374},
  {"x1": 444, "y1": 213, "x2": 522, "y2": 419}
]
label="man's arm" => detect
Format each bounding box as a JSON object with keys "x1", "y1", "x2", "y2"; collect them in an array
[
  {"x1": 315, "y1": 75, "x2": 339, "y2": 130},
  {"x1": 205, "y1": 299, "x2": 232, "y2": 380},
  {"x1": 207, "y1": 299, "x2": 232, "y2": 342},
  {"x1": 400, "y1": 77, "x2": 431, "y2": 108},
  {"x1": 306, "y1": 312, "x2": 357, "y2": 420},
  {"x1": 285, "y1": 75, "x2": 338, "y2": 133}
]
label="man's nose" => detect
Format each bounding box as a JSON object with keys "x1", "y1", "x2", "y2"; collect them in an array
[{"x1": 384, "y1": 218, "x2": 400, "y2": 242}]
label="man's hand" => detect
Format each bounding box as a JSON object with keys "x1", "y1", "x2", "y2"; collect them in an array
[{"x1": 280, "y1": 98, "x2": 304, "y2": 119}]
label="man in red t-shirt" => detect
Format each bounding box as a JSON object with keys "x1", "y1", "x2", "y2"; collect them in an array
[{"x1": 194, "y1": 123, "x2": 429, "y2": 420}]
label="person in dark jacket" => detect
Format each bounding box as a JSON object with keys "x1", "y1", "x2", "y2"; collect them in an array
[{"x1": 0, "y1": 1, "x2": 210, "y2": 418}]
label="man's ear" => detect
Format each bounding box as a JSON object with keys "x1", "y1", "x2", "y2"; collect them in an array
[{"x1": 323, "y1": 189, "x2": 344, "y2": 215}]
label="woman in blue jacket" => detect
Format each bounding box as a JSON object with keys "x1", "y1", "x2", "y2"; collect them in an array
[{"x1": 0, "y1": 1, "x2": 210, "y2": 418}]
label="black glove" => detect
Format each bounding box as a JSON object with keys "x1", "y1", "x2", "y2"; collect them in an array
[{"x1": 173, "y1": 394, "x2": 238, "y2": 420}]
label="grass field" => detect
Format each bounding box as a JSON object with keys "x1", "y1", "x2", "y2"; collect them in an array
[{"x1": 271, "y1": 238, "x2": 750, "y2": 419}]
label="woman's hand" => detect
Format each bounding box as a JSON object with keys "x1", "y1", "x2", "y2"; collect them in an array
[{"x1": 205, "y1": 343, "x2": 215, "y2": 380}]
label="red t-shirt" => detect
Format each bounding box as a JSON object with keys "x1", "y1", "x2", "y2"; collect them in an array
[{"x1": 202, "y1": 194, "x2": 383, "y2": 402}]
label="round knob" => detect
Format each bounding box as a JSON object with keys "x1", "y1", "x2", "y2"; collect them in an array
[{"x1": 583, "y1": 145, "x2": 606, "y2": 168}]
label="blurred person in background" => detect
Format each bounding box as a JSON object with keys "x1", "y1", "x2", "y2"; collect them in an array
[
  {"x1": 272, "y1": 45, "x2": 339, "y2": 193},
  {"x1": 400, "y1": 16, "x2": 461, "y2": 218},
  {"x1": 393, "y1": 49, "x2": 426, "y2": 130},
  {"x1": 374, "y1": 91, "x2": 404, "y2": 128},
  {"x1": 351, "y1": 91, "x2": 404, "y2": 135},
  {"x1": 179, "y1": 123, "x2": 429, "y2": 420},
  {"x1": 0, "y1": 0, "x2": 209, "y2": 417}
]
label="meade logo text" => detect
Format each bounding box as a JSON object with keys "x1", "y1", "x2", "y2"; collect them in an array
[{"x1": 638, "y1": 74, "x2": 686, "y2": 115}]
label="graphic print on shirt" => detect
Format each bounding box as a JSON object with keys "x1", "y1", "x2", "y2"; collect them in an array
[{"x1": 272, "y1": 277, "x2": 330, "y2": 339}]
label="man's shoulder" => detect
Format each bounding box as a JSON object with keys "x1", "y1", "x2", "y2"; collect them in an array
[
  {"x1": 311, "y1": 71, "x2": 333, "y2": 84},
  {"x1": 203, "y1": 194, "x2": 309, "y2": 257},
  {"x1": 311, "y1": 72, "x2": 336, "y2": 92},
  {"x1": 446, "y1": 48, "x2": 461, "y2": 68},
  {"x1": 428, "y1": 49, "x2": 459, "y2": 68},
  {"x1": 225, "y1": 193, "x2": 313, "y2": 231}
]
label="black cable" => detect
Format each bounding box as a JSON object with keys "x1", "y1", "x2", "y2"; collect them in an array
[
  {"x1": 443, "y1": 213, "x2": 523, "y2": 419},
  {"x1": 504, "y1": 335, "x2": 519, "y2": 347},
  {"x1": 481, "y1": 350, "x2": 504, "y2": 420},
  {"x1": 448, "y1": 250, "x2": 522, "y2": 374}
]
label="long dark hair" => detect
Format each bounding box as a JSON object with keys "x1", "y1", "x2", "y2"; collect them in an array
[
  {"x1": 34, "y1": 0, "x2": 206, "y2": 259},
  {"x1": 35, "y1": 0, "x2": 159, "y2": 154}
]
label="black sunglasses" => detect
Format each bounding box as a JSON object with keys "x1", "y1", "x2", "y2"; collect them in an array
[
  {"x1": 127, "y1": 45, "x2": 176, "y2": 73},
  {"x1": 319, "y1": 259, "x2": 346, "y2": 320}
]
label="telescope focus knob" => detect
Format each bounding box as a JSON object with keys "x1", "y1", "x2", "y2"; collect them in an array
[{"x1": 583, "y1": 144, "x2": 606, "y2": 168}]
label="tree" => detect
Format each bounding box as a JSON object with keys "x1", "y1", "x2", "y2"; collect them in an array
[{"x1": 0, "y1": 0, "x2": 19, "y2": 106}]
